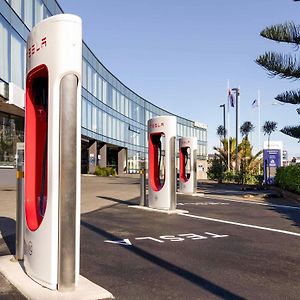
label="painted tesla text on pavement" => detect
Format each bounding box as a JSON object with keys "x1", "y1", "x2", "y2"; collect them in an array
[{"x1": 104, "y1": 232, "x2": 229, "y2": 246}]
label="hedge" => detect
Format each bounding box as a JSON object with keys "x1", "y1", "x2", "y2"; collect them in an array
[
  {"x1": 95, "y1": 166, "x2": 116, "y2": 177},
  {"x1": 275, "y1": 165, "x2": 300, "y2": 194}
]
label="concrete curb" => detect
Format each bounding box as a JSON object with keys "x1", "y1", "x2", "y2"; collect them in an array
[
  {"x1": 271, "y1": 186, "x2": 300, "y2": 203},
  {"x1": 240, "y1": 186, "x2": 300, "y2": 203},
  {"x1": 128, "y1": 205, "x2": 189, "y2": 215},
  {"x1": 242, "y1": 192, "x2": 282, "y2": 200},
  {"x1": 0, "y1": 255, "x2": 114, "y2": 300},
  {"x1": 177, "y1": 192, "x2": 205, "y2": 197}
]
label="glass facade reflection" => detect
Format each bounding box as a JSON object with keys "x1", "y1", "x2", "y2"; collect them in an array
[{"x1": 0, "y1": 0, "x2": 207, "y2": 174}]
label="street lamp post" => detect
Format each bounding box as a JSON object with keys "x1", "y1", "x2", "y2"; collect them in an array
[
  {"x1": 220, "y1": 103, "x2": 230, "y2": 171},
  {"x1": 231, "y1": 88, "x2": 240, "y2": 173}
]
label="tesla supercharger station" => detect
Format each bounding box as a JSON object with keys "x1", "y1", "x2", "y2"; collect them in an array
[
  {"x1": 179, "y1": 137, "x2": 197, "y2": 194},
  {"x1": 148, "y1": 116, "x2": 177, "y2": 210},
  {"x1": 24, "y1": 14, "x2": 82, "y2": 291}
]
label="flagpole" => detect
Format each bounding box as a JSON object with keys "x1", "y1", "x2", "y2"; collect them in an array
[
  {"x1": 231, "y1": 87, "x2": 240, "y2": 173},
  {"x1": 237, "y1": 86, "x2": 240, "y2": 173},
  {"x1": 227, "y1": 80, "x2": 230, "y2": 172},
  {"x1": 258, "y1": 90, "x2": 261, "y2": 152},
  {"x1": 258, "y1": 89, "x2": 261, "y2": 175}
]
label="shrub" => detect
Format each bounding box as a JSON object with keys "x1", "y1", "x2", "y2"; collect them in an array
[
  {"x1": 207, "y1": 157, "x2": 226, "y2": 183},
  {"x1": 254, "y1": 174, "x2": 264, "y2": 185},
  {"x1": 106, "y1": 167, "x2": 116, "y2": 176},
  {"x1": 95, "y1": 166, "x2": 116, "y2": 177},
  {"x1": 234, "y1": 171, "x2": 243, "y2": 184},
  {"x1": 275, "y1": 165, "x2": 300, "y2": 194},
  {"x1": 223, "y1": 170, "x2": 262, "y2": 185},
  {"x1": 224, "y1": 171, "x2": 235, "y2": 182},
  {"x1": 95, "y1": 167, "x2": 108, "y2": 176}
]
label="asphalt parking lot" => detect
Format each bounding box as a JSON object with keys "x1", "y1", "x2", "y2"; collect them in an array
[
  {"x1": 80, "y1": 192, "x2": 300, "y2": 300},
  {"x1": 1, "y1": 177, "x2": 300, "y2": 299}
]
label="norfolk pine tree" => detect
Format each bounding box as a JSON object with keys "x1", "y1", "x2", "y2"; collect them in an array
[{"x1": 256, "y1": 22, "x2": 300, "y2": 141}]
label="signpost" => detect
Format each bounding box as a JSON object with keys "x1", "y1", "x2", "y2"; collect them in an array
[{"x1": 263, "y1": 141, "x2": 283, "y2": 185}]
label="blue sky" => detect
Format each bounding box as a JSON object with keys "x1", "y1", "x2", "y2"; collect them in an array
[{"x1": 59, "y1": 0, "x2": 300, "y2": 158}]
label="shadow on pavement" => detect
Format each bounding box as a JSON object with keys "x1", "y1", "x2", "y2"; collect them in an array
[
  {"x1": 266, "y1": 198, "x2": 300, "y2": 229},
  {"x1": 96, "y1": 196, "x2": 139, "y2": 206},
  {"x1": 0, "y1": 217, "x2": 16, "y2": 256},
  {"x1": 106, "y1": 181, "x2": 140, "y2": 185},
  {"x1": 81, "y1": 220, "x2": 245, "y2": 300}
]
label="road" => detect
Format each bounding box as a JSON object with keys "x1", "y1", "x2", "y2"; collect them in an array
[{"x1": 80, "y1": 189, "x2": 300, "y2": 300}]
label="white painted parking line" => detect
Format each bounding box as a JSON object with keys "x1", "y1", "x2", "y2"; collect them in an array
[
  {"x1": 178, "y1": 202, "x2": 229, "y2": 206},
  {"x1": 104, "y1": 239, "x2": 132, "y2": 246},
  {"x1": 179, "y1": 213, "x2": 300, "y2": 237},
  {"x1": 204, "y1": 195, "x2": 300, "y2": 210}
]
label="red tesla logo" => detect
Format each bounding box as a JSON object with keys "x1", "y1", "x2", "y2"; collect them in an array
[
  {"x1": 149, "y1": 122, "x2": 164, "y2": 129},
  {"x1": 28, "y1": 37, "x2": 47, "y2": 59}
]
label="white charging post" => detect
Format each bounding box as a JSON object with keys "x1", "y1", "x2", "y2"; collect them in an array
[
  {"x1": 147, "y1": 116, "x2": 177, "y2": 210},
  {"x1": 179, "y1": 137, "x2": 198, "y2": 194},
  {"x1": 24, "y1": 14, "x2": 82, "y2": 291}
]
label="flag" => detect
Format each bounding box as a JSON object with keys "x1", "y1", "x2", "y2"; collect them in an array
[
  {"x1": 252, "y1": 99, "x2": 258, "y2": 108},
  {"x1": 228, "y1": 89, "x2": 235, "y2": 107}
]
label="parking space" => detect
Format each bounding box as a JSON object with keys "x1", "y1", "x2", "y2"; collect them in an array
[
  {"x1": 178, "y1": 194, "x2": 300, "y2": 235},
  {"x1": 80, "y1": 194, "x2": 300, "y2": 299}
]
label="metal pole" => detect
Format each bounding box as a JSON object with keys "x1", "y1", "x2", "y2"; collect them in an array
[
  {"x1": 223, "y1": 105, "x2": 226, "y2": 140},
  {"x1": 258, "y1": 90, "x2": 261, "y2": 175},
  {"x1": 169, "y1": 137, "x2": 177, "y2": 211},
  {"x1": 236, "y1": 90, "x2": 238, "y2": 172},
  {"x1": 227, "y1": 81, "x2": 230, "y2": 172},
  {"x1": 219, "y1": 104, "x2": 226, "y2": 140},
  {"x1": 227, "y1": 110, "x2": 230, "y2": 172},
  {"x1": 15, "y1": 162, "x2": 24, "y2": 261},
  {"x1": 58, "y1": 74, "x2": 78, "y2": 292},
  {"x1": 233, "y1": 88, "x2": 240, "y2": 173},
  {"x1": 140, "y1": 161, "x2": 146, "y2": 206}
]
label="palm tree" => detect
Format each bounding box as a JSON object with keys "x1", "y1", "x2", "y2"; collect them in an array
[
  {"x1": 262, "y1": 121, "x2": 278, "y2": 184},
  {"x1": 240, "y1": 121, "x2": 255, "y2": 140},
  {"x1": 240, "y1": 121, "x2": 255, "y2": 183},
  {"x1": 216, "y1": 125, "x2": 226, "y2": 147},
  {"x1": 262, "y1": 121, "x2": 278, "y2": 149},
  {"x1": 217, "y1": 125, "x2": 226, "y2": 138},
  {"x1": 214, "y1": 138, "x2": 262, "y2": 183},
  {"x1": 214, "y1": 137, "x2": 237, "y2": 171},
  {"x1": 247, "y1": 150, "x2": 263, "y2": 176}
]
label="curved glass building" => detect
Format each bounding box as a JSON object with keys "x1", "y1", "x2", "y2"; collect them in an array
[{"x1": 0, "y1": 0, "x2": 207, "y2": 181}]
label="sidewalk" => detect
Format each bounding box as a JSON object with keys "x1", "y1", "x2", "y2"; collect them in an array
[
  {"x1": 0, "y1": 174, "x2": 140, "y2": 299},
  {"x1": 0, "y1": 174, "x2": 140, "y2": 226}
]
